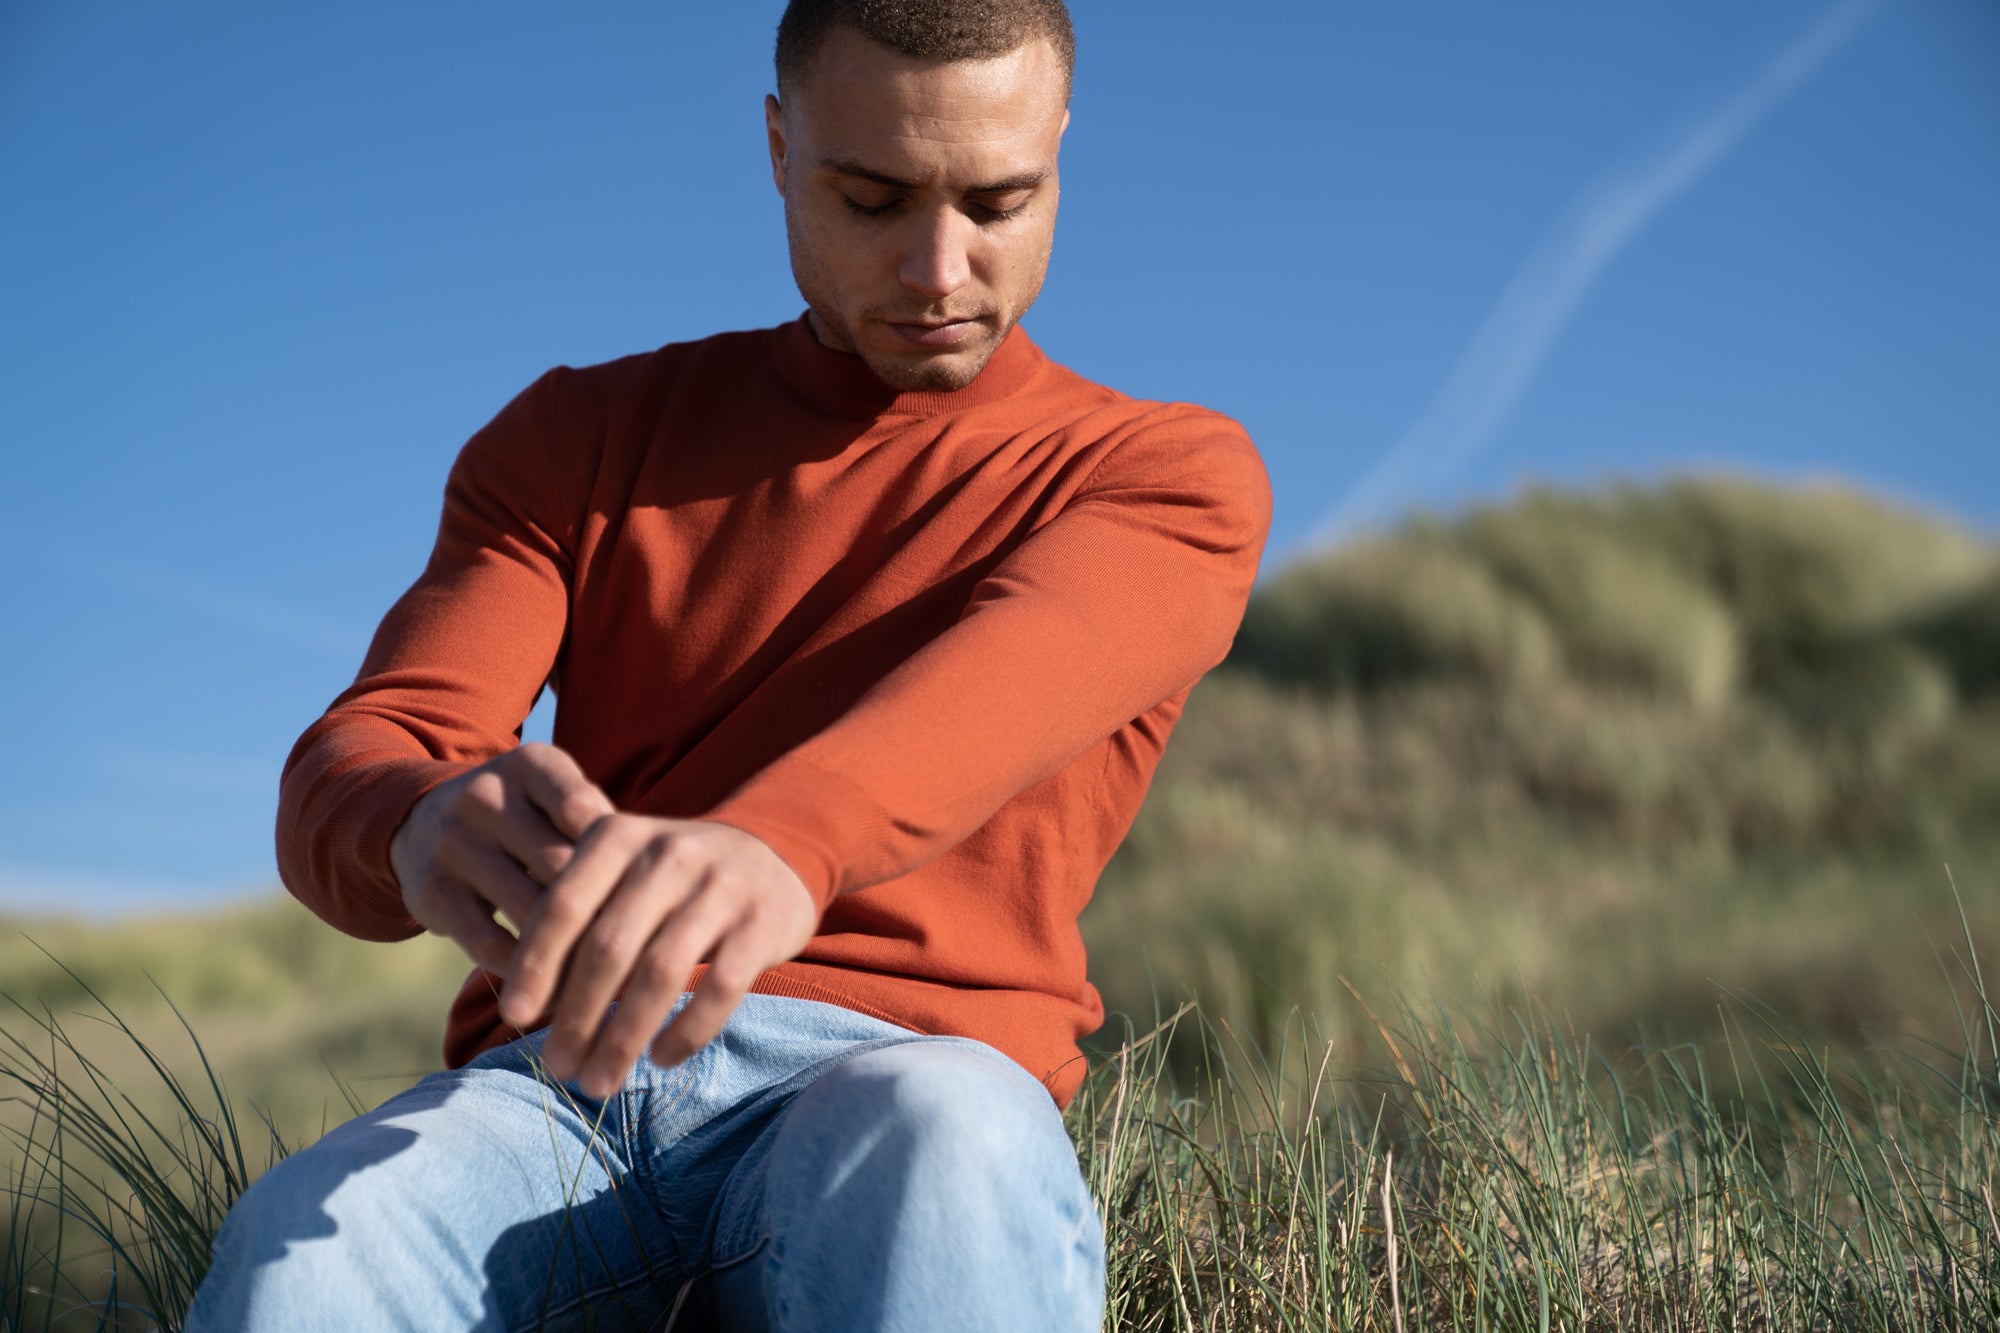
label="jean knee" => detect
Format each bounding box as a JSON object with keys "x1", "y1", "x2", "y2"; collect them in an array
[
  {"x1": 210, "y1": 1117, "x2": 425, "y2": 1284},
  {"x1": 831, "y1": 1041, "x2": 1091, "y2": 1207},
  {"x1": 750, "y1": 1040, "x2": 1103, "y2": 1331},
  {"x1": 909, "y1": 1041, "x2": 1064, "y2": 1132}
]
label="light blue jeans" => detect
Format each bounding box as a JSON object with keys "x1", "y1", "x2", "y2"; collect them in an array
[{"x1": 186, "y1": 993, "x2": 1105, "y2": 1331}]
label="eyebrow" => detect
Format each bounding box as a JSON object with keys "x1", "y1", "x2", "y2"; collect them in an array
[{"x1": 816, "y1": 156, "x2": 1048, "y2": 195}]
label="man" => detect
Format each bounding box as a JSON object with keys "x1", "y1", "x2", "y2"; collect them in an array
[{"x1": 189, "y1": 0, "x2": 1269, "y2": 1328}]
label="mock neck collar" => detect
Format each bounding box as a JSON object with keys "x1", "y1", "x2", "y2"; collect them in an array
[{"x1": 771, "y1": 312, "x2": 1045, "y2": 420}]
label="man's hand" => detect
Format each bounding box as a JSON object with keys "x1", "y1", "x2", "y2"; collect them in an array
[
  {"x1": 389, "y1": 742, "x2": 617, "y2": 977},
  {"x1": 497, "y1": 814, "x2": 820, "y2": 1099}
]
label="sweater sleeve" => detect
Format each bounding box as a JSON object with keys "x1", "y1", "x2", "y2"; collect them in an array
[
  {"x1": 701, "y1": 407, "x2": 1273, "y2": 910},
  {"x1": 274, "y1": 368, "x2": 579, "y2": 940}
]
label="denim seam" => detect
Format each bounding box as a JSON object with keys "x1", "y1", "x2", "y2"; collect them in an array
[
  {"x1": 617, "y1": 1079, "x2": 639, "y2": 1191},
  {"x1": 701, "y1": 1230, "x2": 771, "y2": 1277},
  {"x1": 506, "y1": 1080, "x2": 678, "y2": 1333},
  {"x1": 514, "y1": 1257, "x2": 683, "y2": 1333}
]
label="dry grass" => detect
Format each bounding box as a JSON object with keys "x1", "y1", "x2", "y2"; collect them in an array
[
  {"x1": 7, "y1": 476, "x2": 2000, "y2": 1328},
  {"x1": 8, "y1": 902, "x2": 1998, "y2": 1331}
]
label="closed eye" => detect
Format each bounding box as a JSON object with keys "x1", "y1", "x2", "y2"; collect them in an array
[
  {"x1": 971, "y1": 198, "x2": 1031, "y2": 223},
  {"x1": 840, "y1": 195, "x2": 1031, "y2": 224},
  {"x1": 841, "y1": 194, "x2": 900, "y2": 217}
]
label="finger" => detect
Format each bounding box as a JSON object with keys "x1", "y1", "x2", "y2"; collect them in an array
[
  {"x1": 488, "y1": 790, "x2": 577, "y2": 889},
  {"x1": 514, "y1": 742, "x2": 617, "y2": 842},
  {"x1": 452, "y1": 751, "x2": 593, "y2": 887},
  {"x1": 434, "y1": 838, "x2": 545, "y2": 934},
  {"x1": 538, "y1": 851, "x2": 708, "y2": 1085},
  {"x1": 649, "y1": 913, "x2": 767, "y2": 1072},
  {"x1": 417, "y1": 875, "x2": 519, "y2": 976},
  {"x1": 498, "y1": 819, "x2": 633, "y2": 1029},
  {"x1": 576, "y1": 879, "x2": 744, "y2": 1098}
]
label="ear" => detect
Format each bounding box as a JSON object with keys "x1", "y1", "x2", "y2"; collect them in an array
[
  {"x1": 1059, "y1": 107, "x2": 1071, "y2": 139},
  {"x1": 765, "y1": 94, "x2": 788, "y2": 198}
]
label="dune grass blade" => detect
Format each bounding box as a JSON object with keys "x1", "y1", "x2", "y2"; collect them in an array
[
  {"x1": 2, "y1": 890, "x2": 1998, "y2": 1329},
  {"x1": 0, "y1": 951, "x2": 297, "y2": 1333},
  {"x1": 1071, "y1": 908, "x2": 2000, "y2": 1330}
]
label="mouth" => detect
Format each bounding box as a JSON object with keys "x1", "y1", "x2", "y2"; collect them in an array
[{"x1": 880, "y1": 315, "x2": 986, "y2": 349}]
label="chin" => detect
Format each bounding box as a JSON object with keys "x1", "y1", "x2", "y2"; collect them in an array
[
  {"x1": 862, "y1": 323, "x2": 1007, "y2": 393},
  {"x1": 803, "y1": 293, "x2": 1007, "y2": 392},
  {"x1": 864, "y1": 349, "x2": 987, "y2": 393}
]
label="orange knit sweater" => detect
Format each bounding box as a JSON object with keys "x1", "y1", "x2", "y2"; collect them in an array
[{"x1": 275, "y1": 315, "x2": 1271, "y2": 1109}]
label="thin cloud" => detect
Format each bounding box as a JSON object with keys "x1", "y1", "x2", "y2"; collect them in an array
[
  {"x1": 8, "y1": 533, "x2": 365, "y2": 658},
  {"x1": 101, "y1": 749, "x2": 277, "y2": 799},
  {"x1": 1301, "y1": 0, "x2": 1880, "y2": 556}
]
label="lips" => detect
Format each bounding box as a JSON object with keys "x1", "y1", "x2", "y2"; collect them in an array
[{"x1": 880, "y1": 313, "x2": 989, "y2": 349}]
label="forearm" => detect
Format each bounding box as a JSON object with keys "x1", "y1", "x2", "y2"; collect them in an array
[
  {"x1": 704, "y1": 414, "x2": 1273, "y2": 906},
  {"x1": 276, "y1": 713, "x2": 476, "y2": 940}
]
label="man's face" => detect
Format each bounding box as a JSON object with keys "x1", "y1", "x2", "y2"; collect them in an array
[{"x1": 766, "y1": 28, "x2": 1071, "y2": 392}]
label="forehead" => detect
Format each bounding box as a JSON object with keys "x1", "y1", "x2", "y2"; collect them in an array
[{"x1": 788, "y1": 28, "x2": 1068, "y2": 181}]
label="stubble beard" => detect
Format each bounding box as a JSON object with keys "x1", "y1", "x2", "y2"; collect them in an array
[
  {"x1": 799, "y1": 288, "x2": 1002, "y2": 394},
  {"x1": 785, "y1": 198, "x2": 1044, "y2": 394}
]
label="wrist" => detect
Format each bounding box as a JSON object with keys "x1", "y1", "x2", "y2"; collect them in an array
[{"x1": 388, "y1": 773, "x2": 455, "y2": 899}]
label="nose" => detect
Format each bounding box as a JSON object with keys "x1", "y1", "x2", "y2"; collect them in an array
[{"x1": 899, "y1": 207, "x2": 973, "y2": 302}]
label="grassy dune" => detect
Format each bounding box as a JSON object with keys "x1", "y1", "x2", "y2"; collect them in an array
[
  {"x1": 0, "y1": 902, "x2": 469, "y2": 1133},
  {"x1": 8, "y1": 918, "x2": 1999, "y2": 1330},
  {"x1": 1087, "y1": 477, "x2": 2000, "y2": 1076},
  {"x1": 6, "y1": 476, "x2": 2000, "y2": 1329}
]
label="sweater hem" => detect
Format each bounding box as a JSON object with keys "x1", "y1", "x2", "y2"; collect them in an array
[{"x1": 682, "y1": 962, "x2": 927, "y2": 1035}]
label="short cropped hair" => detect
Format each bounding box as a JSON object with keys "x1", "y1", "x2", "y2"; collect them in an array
[{"x1": 775, "y1": 0, "x2": 1076, "y2": 101}]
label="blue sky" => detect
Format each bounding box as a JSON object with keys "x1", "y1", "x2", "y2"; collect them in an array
[{"x1": 2, "y1": 2, "x2": 1996, "y2": 914}]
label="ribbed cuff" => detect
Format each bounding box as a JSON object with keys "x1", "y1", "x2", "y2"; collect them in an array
[
  {"x1": 280, "y1": 754, "x2": 478, "y2": 940},
  {"x1": 700, "y1": 756, "x2": 893, "y2": 911}
]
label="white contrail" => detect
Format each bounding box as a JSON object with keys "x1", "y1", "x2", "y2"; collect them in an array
[{"x1": 1298, "y1": 0, "x2": 1881, "y2": 558}]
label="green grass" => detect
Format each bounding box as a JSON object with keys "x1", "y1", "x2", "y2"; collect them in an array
[
  {"x1": 1084, "y1": 669, "x2": 2000, "y2": 1085},
  {"x1": 1094, "y1": 478, "x2": 2000, "y2": 1081},
  {"x1": 7, "y1": 475, "x2": 2000, "y2": 1327},
  {"x1": 4, "y1": 889, "x2": 1998, "y2": 1330},
  {"x1": 0, "y1": 907, "x2": 469, "y2": 1330},
  {"x1": 1076, "y1": 916, "x2": 2000, "y2": 1331},
  {"x1": 0, "y1": 901, "x2": 471, "y2": 1133}
]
